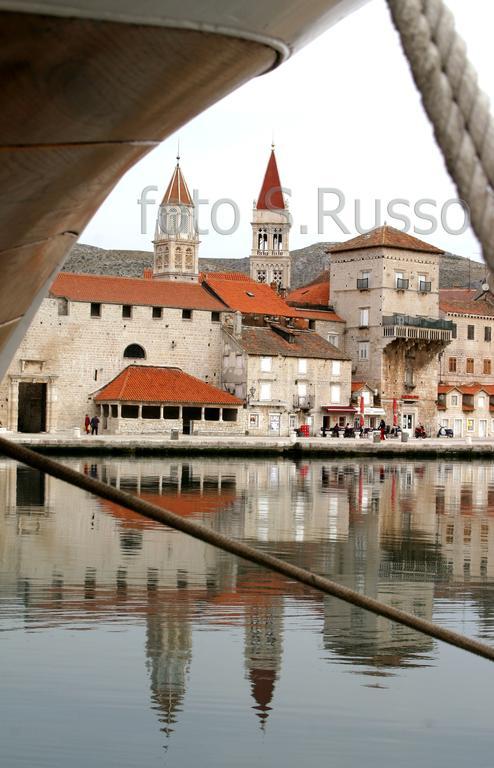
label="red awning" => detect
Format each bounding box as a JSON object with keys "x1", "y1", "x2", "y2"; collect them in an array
[{"x1": 322, "y1": 406, "x2": 357, "y2": 413}]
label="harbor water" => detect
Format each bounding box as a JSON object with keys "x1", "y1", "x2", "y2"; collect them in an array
[{"x1": 0, "y1": 456, "x2": 493, "y2": 767}]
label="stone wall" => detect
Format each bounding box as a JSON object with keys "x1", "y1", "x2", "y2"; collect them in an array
[{"x1": 0, "y1": 298, "x2": 225, "y2": 432}]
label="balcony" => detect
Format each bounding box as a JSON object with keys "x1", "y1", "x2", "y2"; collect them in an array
[
  {"x1": 357, "y1": 278, "x2": 369, "y2": 290},
  {"x1": 383, "y1": 314, "x2": 454, "y2": 343},
  {"x1": 418, "y1": 281, "x2": 432, "y2": 293},
  {"x1": 396, "y1": 278, "x2": 409, "y2": 290},
  {"x1": 293, "y1": 395, "x2": 312, "y2": 410}
]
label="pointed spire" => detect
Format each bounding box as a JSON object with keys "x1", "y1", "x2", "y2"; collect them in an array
[
  {"x1": 161, "y1": 157, "x2": 193, "y2": 207},
  {"x1": 257, "y1": 148, "x2": 285, "y2": 211}
]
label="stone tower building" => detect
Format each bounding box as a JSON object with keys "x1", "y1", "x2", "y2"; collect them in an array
[
  {"x1": 250, "y1": 147, "x2": 291, "y2": 290},
  {"x1": 153, "y1": 157, "x2": 199, "y2": 282},
  {"x1": 329, "y1": 225, "x2": 454, "y2": 431}
]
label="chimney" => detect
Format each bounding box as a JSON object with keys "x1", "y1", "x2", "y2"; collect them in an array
[{"x1": 233, "y1": 310, "x2": 242, "y2": 339}]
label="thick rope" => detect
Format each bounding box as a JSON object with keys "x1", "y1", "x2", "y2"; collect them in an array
[
  {"x1": 1, "y1": 436, "x2": 493, "y2": 663},
  {"x1": 386, "y1": 0, "x2": 494, "y2": 275}
]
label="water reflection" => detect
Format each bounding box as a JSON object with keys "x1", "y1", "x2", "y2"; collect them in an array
[{"x1": 1, "y1": 457, "x2": 494, "y2": 761}]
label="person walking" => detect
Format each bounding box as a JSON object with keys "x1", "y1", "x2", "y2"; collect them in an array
[
  {"x1": 84, "y1": 414, "x2": 91, "y2": 434},
  {"x1": 90, "y1": 415, "x2": 99, "y2": 435},
  {"x1": 379, "y1": 419, "x2": 386, "y2": 441}
]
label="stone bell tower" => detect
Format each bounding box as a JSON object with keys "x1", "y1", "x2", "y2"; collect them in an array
[
  {"x1": 250, "y1": 146, "x2": 291, "y2": 290},
  {"x1": 153, "y1": 156, "x2": 199, "y2": 282}
]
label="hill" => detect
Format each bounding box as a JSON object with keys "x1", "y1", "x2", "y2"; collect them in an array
[{"x1": 64, "y1": 242, "x2": 487, "y2": 290}]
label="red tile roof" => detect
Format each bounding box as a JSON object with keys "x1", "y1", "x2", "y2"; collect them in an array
[
  {"x1": 437, "y1": 384, "x2": 457, "y2": 395},
  {"x1": 295, "y1": 309, "x2": 344, "y2": 322},
  {"x1": 50, "y1": 272, "x2": 226, "y2": 311},
  {"x1": 204, "y1": 273, "x2": 300, "y2": 317},
  {"x1": 328, "y1": 225, "x2": 443, "y2": 255},
  {"x1": 351, "y1": 381, "x2": 368, "y2": 392},
  {"x1": 438, "y1": 383, "x2": 494, "y2": 395},
  {"x1": 94, "y1": 365, "x2": 243, "y2": 404},
  {"x1": 287, "y1": 274, "x2": 330, "y2": 307},
  {"x1": 234, "y1": 326, "x2": 349, "y2": 360},
  {"x1": 257, "y1": 149, "x2": 285, "y2": 210},
  {"x1": 440, "y1": 288, "x2": 494, "y2": 317},
  {"x1": 161, "y1": 161, "x2": 193, "y2": 206}
]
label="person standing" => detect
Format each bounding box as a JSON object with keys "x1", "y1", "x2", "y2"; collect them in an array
[
  {"x1": 84, "y1": 414, "x2": 91, "y2": 434},
  {"x1": 90, "y1": 415, "x2": 100, "y2": 435},
  {"x1": 380, "y1": 419, "x2": 386, "y2": 441}
]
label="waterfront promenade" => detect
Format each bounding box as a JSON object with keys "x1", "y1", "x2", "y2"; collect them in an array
[{"x1": 1, "y1": 430, "x2": 494, "y2": 457}]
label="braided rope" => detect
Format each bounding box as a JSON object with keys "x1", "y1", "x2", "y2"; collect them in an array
[{"x1": 386, "y1": 0, "x2": 494, "y2": 275}]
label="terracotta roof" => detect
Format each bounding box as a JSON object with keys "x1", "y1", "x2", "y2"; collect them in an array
[
  {"x1": 50, "y1": 272, "x2": 226, "y2": 311},
  {"x1": 161, "y1": 161, "x2": 193, "y2": 206},
  {"x1": 204, "y1": 273, "x2": 300, "y2": 317},
  {"x1": 235, "y1": 326, "x2": 349, "y2": 360},
  {"x1": 328, "y1": 225, "x2": 444, "y2": 255},
  {"x1": 438, "y1": 383, "x2": 493, "y2": 395},
  {"x1": 94, "y1": 365, "x2": 243, "y2": 404},
  {"x1": 287, "y1": 276, "x2": 330, "y2": 307},
  {"x1": 351, "y1": 381, "x2": 368, "y2": 392},
  {"x1": 295, "y1": 309, "x2": 344, "y2": 322},
  {"x1": 440, "y1": 288, "x2": 494, "y2": 317},
  {"x1": 437, "y1": 384, "x2": 457, "y2": 395},
  {"x1": 257, "y1": 149, "x2": 285, "y2": 210}
]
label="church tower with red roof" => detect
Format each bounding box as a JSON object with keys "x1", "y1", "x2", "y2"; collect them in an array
[
  {"x1": 153, "y1": 156, "x2": 200, "y2": 282},
  {"x1": 250, "y1": 147, "x2": 291, "y2": 290}
]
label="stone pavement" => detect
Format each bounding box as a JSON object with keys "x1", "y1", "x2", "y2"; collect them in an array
[{"x1": 0, "y1": 429, "x2": 493, "y2": 457}]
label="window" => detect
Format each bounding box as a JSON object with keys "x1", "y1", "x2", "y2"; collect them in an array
[
  {"x1": 451, "y1": 394, "x2": 459, "y2": 406},
  {"x1": 418, "y1": 274, "x2": 431, "y2": 292},
  {"x1": 211, "y1": 311, "x2": 220, "y2": 322},
  {"x1": 357, "y1": 271, "x2": 370, "y2": 290},
  {"x1": 467, "y1": 324, "x2": 475, "y2": 340},
  {"x1": 259, "y1": 382, "x2": 271, "y2": 401},
  {"x1": 452, "y1": 324, "x2": 457, "y2": 339},
  {"x1": 330, "y1": 383, "x2": 341, "y2": 403},
  {"x1": 121, "y1": 405, "x2": 139, "y2": 419},
  {"x1": 152, "y1": 306, "x2": 162, "y2": 319},
  {"x1": 142, "y1": 406, "x2": 160, "y2": 419},
  {"x1": 90, "y1": 302, "x2": 101, "y2": 318},
  {"x1": 466, "y1": 358, "x2": 474, "y2": 374},
  {"x1": 163, "y1": 406, "x2": 180, "y2": 419},
  {"x1": 111, "y1": 404, "x2": 118, "y2": 418},
  {"x1": 359, "y1": 307, "x2": 369, "y2": 327},
  {"x1": 331, "y1": 360, "x2": 341, "y2": 376},
  {"x1": 484, "y1": 359, "x2": 492, "y2": 375},
  {"x1": 485, "y1": 326, "x2": 492, "y2": 342},
  {"x1": 298, "y1": 358, "x2": 307, "y2": 374},
  {"x1": 478, "y1": 395, "x2": 486, "y2": 409},
  {"x1": 222, "y1": 408, "x2": 238, "y2": 422},
  {"x1": 182, "y1": 309, "x2": 192, "y2": 320},
  {"x1": 122, "y1": 304, "x2": 132, "y2": 319},
  {"x1": 467, "y1": 418, "x2": 474, "y2": 432},
  {"x1": 362, "y1": 389, "x2": 371, "y2": 405},
  {"x1": 123, "y1": 344, "x2": 145, "y2": 359},
  {"x1": 328, "y1": 334, "x2": 339, "y2": 348},
  {"x1": 448, "y1": 357, "x2": 457, "y2": 372},
  {"x1": 249, "y1": 413, "x2": 260, "y2": 429},
  {"x1": 260, "y1": 356, "x2": 272, "y2": 373},
  {"x1": 358, "y1": 341, "x2": 369, "y2": 361},
  {"x1": 395, "y1": 272, "x2": 409, "y2": 290},
  {"x1": 204, "y1": 408, "x2": 220, "y2": 421}
]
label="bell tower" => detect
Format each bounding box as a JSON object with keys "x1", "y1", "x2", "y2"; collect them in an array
[
  {"x1": 250, "y1": 147, "x2": 291, "y2": 290},
  {"x1": 153, "y1": 156, "x2": 199, "y2": 282}
]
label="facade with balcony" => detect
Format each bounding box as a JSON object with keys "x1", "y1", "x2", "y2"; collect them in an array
[
  {"x1": 329, "y1": 225, "x2": 452, "y2": 430},
  {"x1": 220, "y1": 319, "x2": 351, "y2": 436}
]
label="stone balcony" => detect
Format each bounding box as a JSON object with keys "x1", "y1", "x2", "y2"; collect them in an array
[{"x1": 382, "y1": 314, "x2": 454, "y2": 343}]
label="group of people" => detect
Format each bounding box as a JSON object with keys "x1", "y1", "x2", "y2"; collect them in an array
[{"x1": 84, "y1": 414, "x2": 100, "y2": 435}]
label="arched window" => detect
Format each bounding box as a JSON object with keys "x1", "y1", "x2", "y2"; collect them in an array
[
  {"x1": 123, "y1": 344, "x2": 146, "y2": 359},
  {"x1": 175, "y1": 246, "x2": 182, "y2": 269},
  {"x1": 167, "y1": 207, "x2": 178, "y2": 234},
  {"x1": 185, "y1": 247, "x2": 193, "y2": 268},
  {"x1": 163, "y1": 245, "x2": 169, "y2": 267}
]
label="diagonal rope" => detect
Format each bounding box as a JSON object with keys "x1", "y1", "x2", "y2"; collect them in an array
[
  {"x1": 386, "y1": 0, "x2": 494, "y2": 275},
  {"x1": 1, "y1": 436, "x2": 494, "y2": 662}
]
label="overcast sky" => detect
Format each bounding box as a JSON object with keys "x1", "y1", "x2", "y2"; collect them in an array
[{"x1": 81, "y1": 0, "x2": 494, "y2": 266}]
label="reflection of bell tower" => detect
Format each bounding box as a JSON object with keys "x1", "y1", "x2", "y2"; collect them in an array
[
  {"x1": 249, "y1": 146, "x2": 291, "y2": 290},
  {"x1": 153, "y1": 155, "x2": 199, "y2": 282},
  {"x1": 244, "y1": 590, "x2": 283, "y2": 729},
  {"x1": 146, "y1": 599, "x2": 192, "y2": 737}
]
